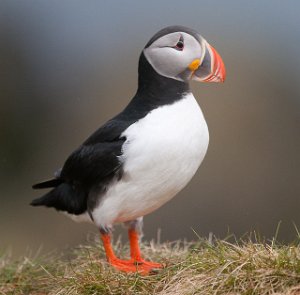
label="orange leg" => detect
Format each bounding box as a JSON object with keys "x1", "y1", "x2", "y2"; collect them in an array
[
  {"x1": 128, "y1": 229, "x2": 163, "y2": 270},
  {"x1": 100, "y1": 230, "x2": 162, "y2": 275},
  {"x1": 101, "y1": 233, "x2": 136, "y2": 272}
]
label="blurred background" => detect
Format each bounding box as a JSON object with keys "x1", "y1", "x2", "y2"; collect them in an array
[{"x1": 1, "y1": 0, "x2": 299, "y2": 257}]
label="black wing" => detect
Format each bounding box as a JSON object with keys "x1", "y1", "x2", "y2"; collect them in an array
[
  {"x1": 31, "y1": 119, "x2": 129, "y2": 214},
  {"x1": 61, "y1": 140, "x2": 125, "y2": 187}
]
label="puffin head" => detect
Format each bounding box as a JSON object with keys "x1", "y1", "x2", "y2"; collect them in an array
[{"x1": 143, "y1": 26, "x2": 226, "y2": 83}]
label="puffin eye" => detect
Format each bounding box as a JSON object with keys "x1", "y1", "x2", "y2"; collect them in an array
[{"x1": 175, "y1": 40, "x2": 184, "y2": 51}]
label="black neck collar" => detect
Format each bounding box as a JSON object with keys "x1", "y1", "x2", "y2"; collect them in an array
[
  {"x1": 136, "y1": 52, "x2": 190, "y2": 103},
  {"x1": 119, "y1": 52, "x2": 190, "y2": 121}
]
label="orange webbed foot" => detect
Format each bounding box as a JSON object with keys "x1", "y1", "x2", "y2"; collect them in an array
[
  {"x1": 108, "y1": 258, "x2": 138, "y2": 273},
  {"x1": 101, "y1": 227, "x2": 163, "y2": 275},
  {"x1": 135, "y1": 259, "x2": 163, "y2": 270},
  {"x1": 132, "y1": 259, "x2": 163, "y2": 274},
  {"x1": 108, "y1": 258, "x2": 163, "y2": 275}
]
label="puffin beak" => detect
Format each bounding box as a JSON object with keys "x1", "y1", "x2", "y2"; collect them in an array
[{"x1": 192, "y1": 42, "x2": 226, "y2": 83}]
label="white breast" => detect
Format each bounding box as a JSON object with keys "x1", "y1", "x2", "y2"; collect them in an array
[{"x1": 92, "y1": 93, "x2": 209, "y2": 228}]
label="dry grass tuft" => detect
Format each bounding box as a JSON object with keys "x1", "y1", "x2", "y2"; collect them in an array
[{"x1": 2, "y1": 234, "x2": 300, "y2": 294}]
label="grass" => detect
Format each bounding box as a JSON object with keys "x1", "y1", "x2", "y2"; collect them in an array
[{"x1": 2, "y1": 233, "x2": 300, "y2": 295}]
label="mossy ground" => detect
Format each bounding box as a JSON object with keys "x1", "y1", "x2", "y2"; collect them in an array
[{"x1": 2, "y1": 233, "x2": 300, "y2": 295}]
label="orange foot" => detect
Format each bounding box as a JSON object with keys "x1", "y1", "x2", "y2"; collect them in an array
[
  {"x1": 101, "y1": 231, "x2": 163, "y2": 275},
  {"x1": 109, "y1": 258, "x2": 163, "y2": 275},
  {"x1": 134, "y1": 259, "x2": 163, "y2": 270}
]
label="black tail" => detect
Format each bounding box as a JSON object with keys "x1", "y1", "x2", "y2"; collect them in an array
[
  {"x1": 30, "y1": 183, "x2": 87, "y2": 215},
  {"x1": 32, "y1": 178, "x2": 63, "y2": 189}
]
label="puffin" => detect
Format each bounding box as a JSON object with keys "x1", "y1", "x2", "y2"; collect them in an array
[{"x1": 31, "y1": 26, "x2": 226, "y2": 274}]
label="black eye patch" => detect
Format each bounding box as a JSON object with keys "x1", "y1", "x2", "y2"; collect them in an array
[{"x1": 174, "y1": 36, "x2": 184, "y2": 51}]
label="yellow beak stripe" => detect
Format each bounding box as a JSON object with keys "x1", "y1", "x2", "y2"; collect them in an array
[{"x1": 188, "y1": 59, "x2": 201, "y2": 71}]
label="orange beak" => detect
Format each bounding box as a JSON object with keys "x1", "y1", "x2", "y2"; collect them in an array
[
  {"x1": 203, "y1": 44, "x2": 226, "y2": 82},
  {"x1": 192, "y1": 42, "x2": 226, "y2": 83}
]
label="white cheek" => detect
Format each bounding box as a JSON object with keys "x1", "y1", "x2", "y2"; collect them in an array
[
  {"x1": 144, "y1": 47, "x2": 186, "y2": 79},
  {"x1": 144, "y1": 42, "x2": 202, "y2": 80}
]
